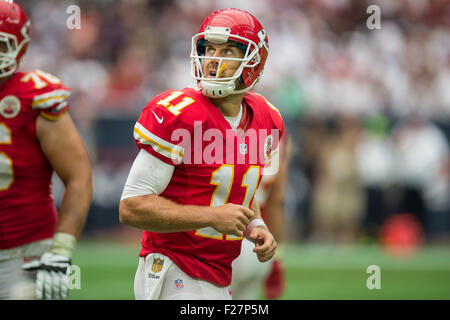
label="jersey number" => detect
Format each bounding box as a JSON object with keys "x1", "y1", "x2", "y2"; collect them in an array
[
  {"x1": 0, "y1": 123, "x2": 13, "y2": 191},
  {"x1": 195, "y1": 165, "x2": 260, "y2": 240},
  {"x1": 20, "y1": 70, "x2": 61, "y2": 89},
  {"x1": 156, "y1": 91, "x2": 195, "y2": 116}
]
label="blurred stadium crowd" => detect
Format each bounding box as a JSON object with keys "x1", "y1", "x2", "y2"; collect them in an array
[{"x1": 17, "y1": 0, "x2": 450, "y2": 244}]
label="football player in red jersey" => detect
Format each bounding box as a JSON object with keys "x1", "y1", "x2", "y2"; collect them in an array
[
  {"x1": 0, "y1": 1, "x2": 92, "y2": 300},
  {"x1": 120, "y1": 8, "x2": 285, "y2": 300}
]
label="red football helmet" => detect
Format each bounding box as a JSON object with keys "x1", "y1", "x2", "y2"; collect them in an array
[
  {"x1": 190, "y1": 8, "x2": 269, "y2": 98},
  {"x1": 0, "y1": 0, "x2": 30, "y2": 78}
]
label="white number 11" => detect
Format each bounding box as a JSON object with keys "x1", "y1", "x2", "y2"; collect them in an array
[{"x1": 195, "y1": 165, "x2": 261, "y2": 240}]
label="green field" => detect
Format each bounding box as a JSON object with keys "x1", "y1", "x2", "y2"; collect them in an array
[{"x1": 68, "y1": 240, "x2": 450, "y2": 300}]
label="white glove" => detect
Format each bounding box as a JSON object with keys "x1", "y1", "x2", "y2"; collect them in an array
[
  {"x1": 22, "y1": 232, "x2": 76, "y2": 300},
  {"x1": 22, "y1": 252, "x2": 72, "y2": 300}
]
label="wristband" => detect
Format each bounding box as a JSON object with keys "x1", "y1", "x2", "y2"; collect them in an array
[
  {"x1": 50, "y1": 232, "x2": 76, "y2": 258},
  {"x1": 244, "y1": 218, "x2": 267, "y2": 237}
]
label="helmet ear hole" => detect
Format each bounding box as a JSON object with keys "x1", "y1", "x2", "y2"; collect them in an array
[
  {"x1": 17, "y1": 42, "x2": 29, "y2": 62},
  {"x1": 235, "y1": 42, "x2": 247, "y2": 55},
  {"x1": 197, "y1": 38, "x2": 206, "y2": 56}
]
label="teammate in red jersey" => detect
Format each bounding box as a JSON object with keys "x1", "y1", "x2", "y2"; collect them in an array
[
  {"x1": 120, "y1": 8, "x2": 285, "y2": 300},
  {"x1": 0, "y1": 1, "x2": 92, "y2": 300}
]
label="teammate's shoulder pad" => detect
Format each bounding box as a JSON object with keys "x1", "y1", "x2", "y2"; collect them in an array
[
  {"x1": 14, "y1": 70, "x2": 70, "y2": 120},
  {"x1": 19, "y1": 70, "x2": 70, "y2": 110}
]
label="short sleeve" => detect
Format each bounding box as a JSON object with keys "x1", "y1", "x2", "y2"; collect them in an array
[
  {"x1": 133, "y1": 92, "x2": 189, "y2": 166},
  {"x1": 24, "y1": 70, "x2": 71, "y2": 120}
]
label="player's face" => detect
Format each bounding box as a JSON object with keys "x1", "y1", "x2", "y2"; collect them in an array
[
  {"x1": 0, "y1": 41, "x2": 7, "y2": 54},
  {"x1": 202, "y1": 41, "x2": 245, "y2": 80},
  {"x1": 0, "y1": 41, "x2": 9, "y2": 82}
]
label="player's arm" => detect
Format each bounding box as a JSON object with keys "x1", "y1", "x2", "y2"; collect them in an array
[
  {"x1": 245, "y1": 200, "x2": 277, "y2": 262},
  {"x1": 119, "y1": 150, "x2": 254, "y2": 236},
  {"x1": 36, "y1": 112, "x2": 93, "y2": 242},
  {"x1": 120, "y1": 195, "x2": 253, "y2": 236},
  {"x1": 262, "y1": 137, "x2": 291, "y2": 243},
  {"x1": 23, "y1": 112, "x2": 93, "y2": 300}
]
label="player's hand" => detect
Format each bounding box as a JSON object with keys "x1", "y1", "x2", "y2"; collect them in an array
[
  {"x1": 211, "y1": 203, "x2": 254, "y2": 237},
  {"x1": 22, "y1": 252, "x2": 71, "y2": 300},
  {"x1": 246, "y1": 226, "x2": 277, "y2": 262}
]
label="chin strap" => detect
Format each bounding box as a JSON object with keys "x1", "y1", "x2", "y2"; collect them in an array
[
  {"x1": 200, "y1": 77, "x2": 258, "y2": 98},
  {"x1": 200, "y1": 79, "x2": 235, "y2": 98},
  {"x1": 0, "y1": 59, "x2": 17, "y2": 78}
]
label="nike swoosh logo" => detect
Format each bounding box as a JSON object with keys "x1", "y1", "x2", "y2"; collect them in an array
[{"x1": 152, "y1": 111, "x2": 164, "y2": 124}]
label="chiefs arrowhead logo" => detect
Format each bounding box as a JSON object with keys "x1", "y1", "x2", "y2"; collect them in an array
[
  {"x1": 0, "y1": 95, "x2": 21, "y2": 119},
  {"x1": 264, "y1": 134, "x2": 273, "y2": 160}
]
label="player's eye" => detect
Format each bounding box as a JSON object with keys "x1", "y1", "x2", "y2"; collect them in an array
[
  {"x1": 205, "y1": 47, "x2": 215, "y2": 56},
  {"x1": 0, "y1": 41, "x2": 8, "y2": 53}
]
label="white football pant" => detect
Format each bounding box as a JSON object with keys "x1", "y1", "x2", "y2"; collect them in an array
[
  {"x1": 134, "y1": 253, "x2": 232, "y2": 300},
  {"x1": 231, "y1": 238, "x2": 272, "y2": 300},
  {"x1": 0, "y1": 239, "x2": 51, "y2": 299}
]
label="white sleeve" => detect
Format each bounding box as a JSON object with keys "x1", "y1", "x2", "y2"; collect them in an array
[{"x1": 120, "y1": 149, "x2": 175, "y2": 200}]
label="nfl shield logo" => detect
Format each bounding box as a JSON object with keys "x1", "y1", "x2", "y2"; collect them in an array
[
  {"x1": 151, "y1": 257, "x2": 164, "y2": 273},
  {"x1": 175, "y1": 279, "x2": 184, "y2": 289},
  {"x1": 239, "y1": 143, "x2": 248, "y2": 155}
]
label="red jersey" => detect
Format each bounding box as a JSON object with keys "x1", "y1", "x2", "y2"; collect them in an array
[
  {"x1": 134, "y1": 88, "x2": 285, "y2": 286},
  {"x1": 0, "y1": 70, "x2": 70, "y2": 249}
]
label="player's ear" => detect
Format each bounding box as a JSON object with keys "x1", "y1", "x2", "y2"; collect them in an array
[
  {"x1": 16, "y1": 44, "x2": 29, "y2": 69},
  {"x1": 22, "y1": 45, "x2": 28, "y2": 57}
]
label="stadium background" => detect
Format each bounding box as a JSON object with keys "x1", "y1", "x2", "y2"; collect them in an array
[{"x1": 16, "y1": 0, "x2": 450, "y2": 299}]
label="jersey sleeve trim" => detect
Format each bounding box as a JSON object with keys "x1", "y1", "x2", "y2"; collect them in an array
[
  {"x1": 39, "y1": 109, "x2": 68, "y2": 121},
  {"x1": 134, "y1": 122, "x2": 184, "y2": 163},
  {"x1": 31, "y1": 89, "x2": 71, "y2": 110}
]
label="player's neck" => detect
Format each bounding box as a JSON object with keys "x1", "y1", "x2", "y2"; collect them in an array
[{"x1": 209, "y1": 92, "x2": 245, "y2": 117}]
